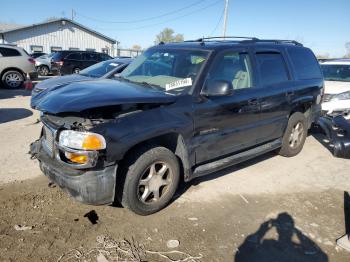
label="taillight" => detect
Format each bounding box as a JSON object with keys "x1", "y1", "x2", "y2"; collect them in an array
[
  {"x1": 28, "y1": 58, "x2": 35, "y2": 64},
  {"x1": 56, "y1": 61, "x2": 64, "y2": 66}
]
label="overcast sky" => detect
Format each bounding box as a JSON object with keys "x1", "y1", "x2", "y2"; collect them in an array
[{"x1": 1, "y1": 0, "x2": 349, "y2": 57}]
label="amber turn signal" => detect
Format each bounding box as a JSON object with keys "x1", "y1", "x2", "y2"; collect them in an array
[{"x1": 65, "y1": 152, "x2": 88, "y2": 164}]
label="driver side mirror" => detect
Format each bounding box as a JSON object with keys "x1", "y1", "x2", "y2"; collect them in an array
[{"x1": 201, "y1": 79, "x2": 233, "y2": 97}]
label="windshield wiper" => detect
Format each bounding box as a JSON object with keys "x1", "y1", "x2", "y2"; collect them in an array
[{"x1": 139, "y1": 82, "x2": 162, "y2": 90}]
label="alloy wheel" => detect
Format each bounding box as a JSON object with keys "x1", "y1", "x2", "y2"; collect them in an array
[
  {"x1": 4, "y1": 72, "x2": 23, "y2": 88},
  {"x1": 289, "y1": 122, "x2": 304, "y2": 149}
]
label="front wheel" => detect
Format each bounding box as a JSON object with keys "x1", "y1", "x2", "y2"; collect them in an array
[
  {"x1": 118, "y1": 146, "x2": 180, "y2": 215},
  {"x1": 278, "y1": 112, "x2": 307, "y2": 157},
  {"x1": 1, "y1": 70, "x2": 24, "y2": 89}
]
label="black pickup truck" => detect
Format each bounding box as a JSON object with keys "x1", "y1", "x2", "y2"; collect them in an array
[{"x1": 30, "y1": 37, "x2": 324, "y2": 215}]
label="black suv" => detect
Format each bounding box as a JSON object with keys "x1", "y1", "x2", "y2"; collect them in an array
[
  {"x1": 30, "y1": 37, "x2": 323, "y2": 215},
  {"x1": 51, "y1": 50, "x2": 112, "y2": 75}
]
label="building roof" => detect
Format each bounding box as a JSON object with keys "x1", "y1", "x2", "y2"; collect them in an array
[{"x1": 0, "y1": 18, "x2": 116, "y2": 44}]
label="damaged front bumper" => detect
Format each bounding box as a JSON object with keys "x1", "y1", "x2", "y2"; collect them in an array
[
  {"x1": 30, "y1": 138, "x2": 117, "y2": 205},
  {"x1": 318, "y1": 115, "x2": 350, "y2": 159}
]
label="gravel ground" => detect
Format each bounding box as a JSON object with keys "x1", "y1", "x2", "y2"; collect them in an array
[{"x1": 0, "y1": 89, "x2": 350, "y2": 261}]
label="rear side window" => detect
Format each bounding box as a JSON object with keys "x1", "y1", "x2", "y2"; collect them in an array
[
  {"x1": 256, "y1": 52, "x2": 289, "y2": 86},
  {"x1": 0, "y1": 47, "x2": 21, "y2": 57},
  {"x1": 83, "y1": 52, "x2": 98, "y2": 61},
  {"x1": 66, "y1": 53, "x2": 81, "y2": 60},
  {"x1": 288, "y1": 48, "x2": 322, "y2": 80}
]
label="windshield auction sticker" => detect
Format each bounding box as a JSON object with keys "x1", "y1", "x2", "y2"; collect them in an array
[{"x1": 166, "y1": 78, "x2": 193, "y2": 91}]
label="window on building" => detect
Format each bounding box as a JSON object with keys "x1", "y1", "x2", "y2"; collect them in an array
[
  {"x1": 0, "y1": 47, "x2": 21, "y2": 57},
  {"x1": 86, "y1": 48, "x2": 96, "y2": 52},
  {"x1": 256, "y1": 52, "x2": 289, "y2": 86},
  {"x1": 51, "y1": 46, "x2": 62, "y2": 53},
  {"x1": 287, "y1": 48, "x2": 322, "y2": 80},
  {"x1": 69, "y1": 47, "x2": 80, "y2": 51},
  {"x1": 207, "y1": 52, "x2": 253, "y2": 90},
  {"x1": 30, "y1": 45, "x2": 43, "y2": 53},
  {"x1": 101, "y1": 48, "x2": 109, "y2": 54}
]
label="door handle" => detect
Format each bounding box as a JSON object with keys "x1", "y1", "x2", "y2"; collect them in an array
[{"x1": 247, "y1": 98, "x2": 259, "y2": 105}]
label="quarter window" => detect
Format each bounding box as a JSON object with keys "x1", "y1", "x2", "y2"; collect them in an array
[
  {"x1": 207, "y1": 52, "x2": 253, "y2": 90},
  {"x1": 66, "y1": 53, "x2": 81, "y2": 60},
  {"x1": 288, "y1": 48, "x2": 322, "y2": 80},
  {"x1": 0, "y1": 47, "x2": 21, "y2": 57},
  {"x1": 256, "y1": 52, "x2": 289, "y2": 86}
]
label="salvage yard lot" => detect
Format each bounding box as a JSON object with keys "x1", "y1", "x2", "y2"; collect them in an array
[{"x1": 1, "y1": 89, "x2": 350, "y2": 261}]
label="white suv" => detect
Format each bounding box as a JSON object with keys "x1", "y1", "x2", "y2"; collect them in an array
[
  {"x1": 320, "y1": 59, "x2": 350, "y2": 119},
  {"x1": 0, "y1": 44, "x2": 37, "y2": 88}
]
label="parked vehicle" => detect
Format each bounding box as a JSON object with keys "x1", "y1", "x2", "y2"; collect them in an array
[
  {"x1": 29, "y1": 37, "x2": 323, "y2": 215},
  {"x1": 320, "y1": 59, "x2": 350, "y2": 118},
  {"x1": 35, "y1": 53, "x2": 54, "y2": 76},
  {"x1": 50, "y1": 50, "x2": 112, "y2": 75},
  {"x1": 31, "y1": 58, "x2": 132, "y2": 107},
  {"x1": 0, "y1": 44, "x2": 38, "y2": 88},
  {"x1": 30, "y1": 52, "x2": 47, "y2": 59}
]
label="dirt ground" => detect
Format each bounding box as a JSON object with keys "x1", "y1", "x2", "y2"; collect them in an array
[{"x1": 1, "y1": 89, "x2": 350, "y2": 261}]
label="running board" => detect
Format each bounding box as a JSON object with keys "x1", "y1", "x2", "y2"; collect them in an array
[{"x1": 192, "y1": 138, "x2": 282, "y2": 179}]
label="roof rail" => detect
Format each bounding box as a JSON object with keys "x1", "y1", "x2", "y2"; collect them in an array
[
  {"x1": 185, "y1": 36, "x2": 259, "y2": 42},
  {"x1": 184, "y1": 36, "x2": 303, "y2": 46}
]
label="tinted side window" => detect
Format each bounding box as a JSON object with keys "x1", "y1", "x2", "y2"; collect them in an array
[
  {"x1": 288, "y1": 48, "x2": 322, "y2": 79},
  {"x1": 0, "y1": 47, "x2": 21, "y2": 57},
  {"x1": 100, "y1": 53, "x2": 111, "y2": 61},
  {"x1": 83, "y1": 53, "x2": 98, "y2": 61},
  {"x1": 256, "y1": 52, "x2": 289, "y2": 86},
  {"x1": 207, "y1": 52, "x2": 253, "y2": 90},
  {"x1": 66, "y1": 53, "x2": 81, "y2": 60}
]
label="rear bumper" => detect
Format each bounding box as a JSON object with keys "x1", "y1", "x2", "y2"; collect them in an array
[{"x1": 30, "y1": 138, "x2": 117, "y2": 205}]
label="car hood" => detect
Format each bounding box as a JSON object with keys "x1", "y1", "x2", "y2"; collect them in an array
[
  {"x1": 34, "y1": 79, "x2": 176, "y2": 114},
  {"x1": 324, "y1": 80, "x2": 350, "y2": 95},
  {"x1": 35, "y1": 74, "x2": 92, "y2": 90}
]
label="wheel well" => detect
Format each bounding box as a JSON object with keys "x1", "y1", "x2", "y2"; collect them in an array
[
  {"x1": 290, "y1": 102, "x2": 312, "y2": 116},
  {"x1": 1, "y1": 67, "x2": 25, "y2": 79},
  {"x1": 118, "y1": 133, "x2": 190, "y2": 180}
]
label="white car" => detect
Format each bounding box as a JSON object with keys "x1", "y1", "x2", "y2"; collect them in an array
[
  {"x1": 0, "y1": 44, "x2": 37, "y2": 88},
  {"x1": 320, "y1": 59, "x2": 350, "y2": 118}
]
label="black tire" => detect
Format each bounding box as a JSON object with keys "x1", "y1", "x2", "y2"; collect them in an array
[
  {"x1": 1, "y1": 70, "x2": 24, "y2": 89},
  {"x1": 118, "y1": 146, "x2": 180, "y2": 215},
  {"x1": 72, "y1": 67, "x2": 80, "y2": 74},
  {"x1": 38, "y1": 65, "x2": 49, "y2": 76},
  {"x1": 279, "y1": 112, "x2": 307, "y2": 157}
]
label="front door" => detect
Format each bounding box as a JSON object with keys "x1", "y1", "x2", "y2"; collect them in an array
[{"x1": 192, "y1": 49, "x2": 260, "y2": 164}]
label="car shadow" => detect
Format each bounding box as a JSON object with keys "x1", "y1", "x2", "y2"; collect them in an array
[
  {"x1": 0, "y1": 89, "x2": 32, "y2": 100},
  {"x1": 234, "y1": 212, "x2": 328, "y2": 262},
  {"x1": 0, "y1": 108, "x2": 33, "y2": 124}
]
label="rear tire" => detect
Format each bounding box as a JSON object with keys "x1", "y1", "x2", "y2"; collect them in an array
[
  {"x1": 1, "y1": 70, "x2": 24, "y2": 89},
  {"x1": 73, "y1": 67, "x2": 80, "y2": 74},
  {"x1": 38, "y1": 65, "x2": 49, "y2": 76},
  {"x1": 118, "y1": 146, "x2": 180, "y2": 215},
  {"x1": 279, "y1": 112, "x2": 307, "y2": 157}
]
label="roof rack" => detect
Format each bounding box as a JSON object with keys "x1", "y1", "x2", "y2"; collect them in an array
[{"x1": 184, "y1": 36, "x2": 303, "y2": 46}]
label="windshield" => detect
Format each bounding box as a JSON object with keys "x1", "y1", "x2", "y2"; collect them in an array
[
  {"x1": 79, "y1": 60, "x2": 122, "y2": 78},
  {"x1": 321, "y1": 64, "x2": 350, "y2": 82},
  {"x1": 120, "y1": 48, "x2": 209, "y2": 94}
]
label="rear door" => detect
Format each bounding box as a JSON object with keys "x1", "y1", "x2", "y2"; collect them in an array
[
  {"x1": 193, "y1": 48, "x2": 261, "y2": 163},
  {"x1": 64, "y1": 52, "x2": 82, "y2": 73},
  {"x1": 252, "y1": 48, "x2": 293, "y2": 144}
]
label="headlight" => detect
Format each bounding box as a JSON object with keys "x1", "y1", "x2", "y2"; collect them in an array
[
  {"x1": 331, "y1": 91, "x2": 350, "y2": 101},
  {"x1": 59, "y1": 130, "x2": 106, "y2": 150}
]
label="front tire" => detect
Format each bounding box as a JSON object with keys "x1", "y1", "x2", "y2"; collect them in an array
[
  {"x1": 119, "y1": 146, "x2": 180, "y2": 215},
  {"x1": 279, "y1": 112, "x2": 307, "y2": 157},
  {"x1": 1, "y1": 70, "x2": 24, "y2": 89}
]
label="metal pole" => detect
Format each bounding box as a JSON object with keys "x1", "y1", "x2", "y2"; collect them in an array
[
  {"x1": 71, "y1": 9, "x2": 74, "y2": 21},
  {"x1": 222, "y1": 0, "x2": 229, "y2": 38}
]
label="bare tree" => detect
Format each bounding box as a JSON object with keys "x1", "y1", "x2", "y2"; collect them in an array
[
  {"x1": 132, "y1": 45, "x2": 142, "y2": 51},
  {"x1": 154, "y1": 28, "x2": 184, "y2": 44}
]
